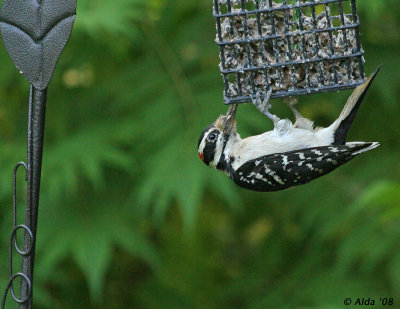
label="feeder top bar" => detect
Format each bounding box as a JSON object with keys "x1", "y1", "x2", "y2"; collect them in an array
[{"x1": 213, "y1": 0, "x2": 365, "y2": 104}]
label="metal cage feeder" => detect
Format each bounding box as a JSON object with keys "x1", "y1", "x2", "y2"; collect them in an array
[{"x1": 213, "y1": 0, "x2": 365, "y2": 104}]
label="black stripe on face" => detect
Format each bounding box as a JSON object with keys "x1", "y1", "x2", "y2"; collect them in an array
[
  {"x1": 198, "y1": 124, "x2": 213, "y2": 149},
  {"x1": 198, "y1": 126, "x2": 221, "y2": 166},
  {"x1": 216, "y1": 133, "x2": 230, "y2": 171}
]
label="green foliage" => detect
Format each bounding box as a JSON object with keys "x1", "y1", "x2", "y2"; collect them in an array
[{"x1": 0, "y1": 0, "x2": 399, "y2": 308}]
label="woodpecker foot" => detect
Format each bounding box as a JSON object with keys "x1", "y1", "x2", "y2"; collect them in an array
[
  {"x1": 284, "y1": 97, "x2": 302, "y2": 119},
  {"x1": 251, "y1": 89, "x2": 279, "y2": 123},
  {"x1": 284, "y1": 97, "x2": 314, "y2": 131}
]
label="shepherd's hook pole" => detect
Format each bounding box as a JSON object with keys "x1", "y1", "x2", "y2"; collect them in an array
[
  {"x1": 19, "y1": 87, "x2": 47, "y2": 309},
  {"x1": 0, "y1": 0, "x2": 76, "y2": 307}
]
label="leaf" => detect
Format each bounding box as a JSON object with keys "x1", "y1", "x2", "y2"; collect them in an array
[
  {"x1": 35, "y1": 199, "x2": 160, "y2": 304},
  {"x1": 348, "y1": 181, "x2": 400, "y2": 219},
  {"x1": 389, "y1": 251, "x2": 400, "y2": 291},
  {"x1": 76, "y1": 0, "x2": 145, "y2": 38},
  {"x1": 73, "y1": 228, "x2": 113, "y2": 302},
  {"x1": 1, "y1": 0, "x2": 76, "y2": 89}
]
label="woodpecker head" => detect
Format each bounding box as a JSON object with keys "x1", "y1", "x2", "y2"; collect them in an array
[{"x1": 198, "y1": 104, "x2": 238, "y2": 168}]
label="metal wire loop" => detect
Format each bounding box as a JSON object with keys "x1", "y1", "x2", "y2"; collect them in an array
[
  {"x1": 1, "y1": 273, "x2": 32, "y2": 308},
  {"x1": 1, "y1": 161, "x2": 31, "y2": 309},
  {"x1": 11, "y1": 225, "x2": 33, "y2": 256},
  {"x1": 13, "y1": 162, "x2": 27, "y2": 221},
  {"x1": 12, "y1": 162, "x2": 30, "y2": 254},
  {"x1": 10, "y1": 273, "x2": 32, "y2": 304}
]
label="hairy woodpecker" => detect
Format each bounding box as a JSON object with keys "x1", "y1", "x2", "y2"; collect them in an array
[{"x1": 198, "y1": 68, "x2": 380, "y2": 192}]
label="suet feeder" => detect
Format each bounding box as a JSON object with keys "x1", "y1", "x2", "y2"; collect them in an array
[{"x1": 213, "y1": 0, "x2": 365, "y2": 104}]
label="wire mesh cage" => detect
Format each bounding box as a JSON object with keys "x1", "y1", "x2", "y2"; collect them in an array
[{"x1": 213, "y1": 0, "x2": 365, "y2": 104}]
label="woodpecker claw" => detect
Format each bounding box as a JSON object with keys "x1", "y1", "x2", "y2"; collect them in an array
[
  {"x1": 251, "y1": 89, "x2": 279, "y2": 123},
  {"x1": 284, "y1": 97, "x2": 302, "y2": 119}
]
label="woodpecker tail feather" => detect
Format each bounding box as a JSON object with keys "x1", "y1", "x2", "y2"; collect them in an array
[
  {"x1": 332, "y1": 66, "x2": 381, "y2": 145},
  {"x1": 346, "y1": 141, "x2": 380, "y2": 155}
]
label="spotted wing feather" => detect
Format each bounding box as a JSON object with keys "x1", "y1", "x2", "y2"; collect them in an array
[{"x1": 231, "y1": 143, "x2": 376, "y2": 192}]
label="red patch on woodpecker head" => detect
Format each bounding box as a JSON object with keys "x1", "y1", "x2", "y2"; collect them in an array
[{"x1": 198, "y1": 152, "x2": 204, "y2": 161}]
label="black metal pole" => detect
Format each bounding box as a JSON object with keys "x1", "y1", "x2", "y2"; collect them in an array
[
  {"x1": 19, "y1": 86, "x2": 47, "y2": 309},
  {"x1": 1, "y1": 0, "x2": 76, "y2": 307}
]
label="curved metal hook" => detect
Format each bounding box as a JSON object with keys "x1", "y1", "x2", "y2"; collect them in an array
[
  {"x1": 12, "y1": 161, "x2": 28, "y2": 236},
  {"x1": 1, "y1": 162, "x2": 30, "y2": 309},
  {"x1": 1, "y1": 273, "x2": 32, "y2": 308},
  {"x1": 11, "y1": 225, "x2": 33, "y2": 258}
]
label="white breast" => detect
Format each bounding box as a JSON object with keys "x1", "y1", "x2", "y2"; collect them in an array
[{"x1": 229, "y1": 126, "x2": 334, "y2": 170}]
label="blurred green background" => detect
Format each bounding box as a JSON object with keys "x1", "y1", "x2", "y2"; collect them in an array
[{"x1": 0, "y1": 0, "x2": 399, "y2": 308}]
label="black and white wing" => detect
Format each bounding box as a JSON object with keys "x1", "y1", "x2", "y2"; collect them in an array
[{"x1": 231, "y1": 142, "x2": 379, "y2": 192}]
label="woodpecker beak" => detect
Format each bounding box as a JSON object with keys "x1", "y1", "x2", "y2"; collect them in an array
[
  {"x1": 226, "y1": 103, "x2": 237, "y2": 120},
  {"x1": 221, "y1": 104, "x2": 238, "y2": 133}
]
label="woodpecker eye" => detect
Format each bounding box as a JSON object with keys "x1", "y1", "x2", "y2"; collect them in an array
[{"x1": 208, "y1": 133, "x2": 217, "y2": 141}]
